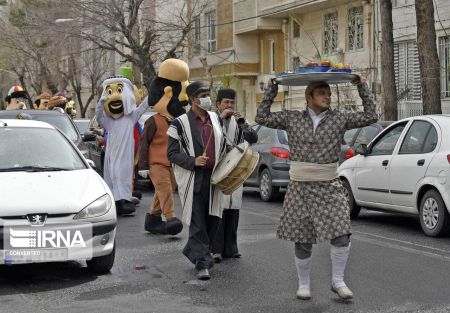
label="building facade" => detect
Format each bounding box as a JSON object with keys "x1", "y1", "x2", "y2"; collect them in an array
[{"x1": 187, "y1": 0, "x2": 376, "y2": 122}]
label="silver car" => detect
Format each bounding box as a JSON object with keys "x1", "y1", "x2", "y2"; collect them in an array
[{"x1": 244, "y1": 125, "x2": 290, "y2": 201}]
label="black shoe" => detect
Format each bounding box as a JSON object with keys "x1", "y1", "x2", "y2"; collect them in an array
[
  {"x1": 144, "y1": 213, "x2": 167, "y2": 234},
  {"x1": 116, "y1": 200, "x2": 136, "y2": 216},
  {"x1": 132, "y1": 191, "x2": 142, "y2": 200},
  {"x1": 166, "y1": 217, "x2": 183, "y2": 235},
  {"x1": 196, "y1": 268, "x2": 210, "y2": 280}
]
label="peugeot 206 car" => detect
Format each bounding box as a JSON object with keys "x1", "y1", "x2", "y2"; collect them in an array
[
  {"x1": 338, "y1": 115, "x2": 450, "y2": 237},
  {"x1": 0, "y1": 119, "x2": 116, "y2": 273}
]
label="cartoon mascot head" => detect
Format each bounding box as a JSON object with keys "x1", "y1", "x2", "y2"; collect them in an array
[
  {"x1": 148, "y1": 58, "x2": 189, "y2": 120},
  {"x1": 47, "y1": 95, "x2": 68, "y2": 111},
  {"x1": 101, "y1": 76, "x2": 135, "y2": 120},
  {"x1": 33, "y1": 92, "x2": 52, "y2": 110},
  {"x1": 5, "y1": 85, "x2": 31, "y2": 110}
]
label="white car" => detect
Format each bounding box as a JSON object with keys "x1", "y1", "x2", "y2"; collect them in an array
[
  {"x1": 0, "y1": 119, "x2": 116, "y2": 273},
  {"x1": 338, "y1": 115, "x2": 450, "y2": 237}
]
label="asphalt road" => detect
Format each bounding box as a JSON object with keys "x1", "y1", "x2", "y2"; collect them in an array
[{"x1": 1, "y1": 189, "x2": 450, "y2": 313}]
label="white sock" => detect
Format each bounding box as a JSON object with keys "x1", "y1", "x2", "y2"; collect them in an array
[
  {"x1": 330, "y1": 243, "x2": 351, "y2": 288},
  {"x1": 295, "y1": 256, "x2": 311, "y2": 289}
]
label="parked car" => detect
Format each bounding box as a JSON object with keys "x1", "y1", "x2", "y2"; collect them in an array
[
  {"x1": 0, "y1": 119, "x2": 116, "y2": 273},
  {"x1": 339, "y1": 121, "x2": 393, "y2": 164},
  {"x1": 244, "y1": 125, "x2": 290, "y2": 201},
  {"x1": 338, "y1": 115, "x2": 450, "y2": 237},
  {"x1": 0, "y1": 109, "x2": 95, "y2": 161}
]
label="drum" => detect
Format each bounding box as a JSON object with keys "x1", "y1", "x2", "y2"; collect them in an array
[{"x1": 211, "y1": 142, "x2": 259, "y2": 195}]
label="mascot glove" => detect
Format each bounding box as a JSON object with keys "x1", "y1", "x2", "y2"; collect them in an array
[{"x1": 138, "y1": 170, "x2": 149, "y2": 179}]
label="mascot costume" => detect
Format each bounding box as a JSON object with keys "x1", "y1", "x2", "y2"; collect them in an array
[
  {"x1": 47, "y1": 92, "x2": 77, "y2": 118},
  {"x1": 96, "y1": 76, "x2": 149, "y2": 215},
  {"x1": 138, "y1": 58, "x2": 189, "y2": 235},
  {"x1": 33, "y1": 92, "x2": 52, "y2": 110},
  {"x1": 5, "y1": 85, "x2": 31, "y2": 110}
]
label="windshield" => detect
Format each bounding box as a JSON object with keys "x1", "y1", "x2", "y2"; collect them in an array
[{"x1": 0, "y1": 127, "x2": 87, "y2": 171}]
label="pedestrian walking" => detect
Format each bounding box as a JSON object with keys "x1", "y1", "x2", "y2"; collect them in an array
[{"x1": 167, "y1": 81, "x2": 226, "y2": 280}]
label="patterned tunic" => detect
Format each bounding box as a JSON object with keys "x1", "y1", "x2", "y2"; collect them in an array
[{"x1": 255, "y1": 82, "x2": 378, "y2": 243}]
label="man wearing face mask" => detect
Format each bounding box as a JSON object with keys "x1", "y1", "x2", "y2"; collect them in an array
[{"x1": 167, "y1": 81, "x2": 227, "y2": 280}]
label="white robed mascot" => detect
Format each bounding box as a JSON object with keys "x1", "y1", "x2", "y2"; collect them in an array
[{"x1": 96, "y1": 76, "x2": 149, "y2": 215}]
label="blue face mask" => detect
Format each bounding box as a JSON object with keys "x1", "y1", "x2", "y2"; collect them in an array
[{"x1": 198, "y1": 97, "x2": 212, "y2": 111}]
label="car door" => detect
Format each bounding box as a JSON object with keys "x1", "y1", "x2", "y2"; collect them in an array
[
  {"x1": 354, "y1": 122, "x2": 407, "y2": 205},
  {"x1": 389, "y1": 120, "x2": 439, "y2": 208}
]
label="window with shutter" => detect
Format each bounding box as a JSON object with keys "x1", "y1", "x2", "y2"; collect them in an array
[
  {"x1": 394, "y1": 41, "x2": 421, "y2": 101},
  {"x1": 439, "y1": 37, "x2": 450, "y2": 98}
]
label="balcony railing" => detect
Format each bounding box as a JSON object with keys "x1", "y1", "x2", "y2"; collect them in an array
[{"x1": 397, "y1": 100, "x2": 423, "y2": 119}]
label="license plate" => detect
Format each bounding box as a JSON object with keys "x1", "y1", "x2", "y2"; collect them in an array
[{"x1": 2, "y1": 248, "x2": 68, "y2": 264}]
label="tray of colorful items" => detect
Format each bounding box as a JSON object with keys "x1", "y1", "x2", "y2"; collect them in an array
[{"x1": 276, "y1": 60, "x2": 358, "y2": 86}]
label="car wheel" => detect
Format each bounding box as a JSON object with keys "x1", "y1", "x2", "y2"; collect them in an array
[
  {"x1": 259, "y1": 168, "x2": 280, "y2": 202},
  {"x1": 342, "y1": 179, "x2": 361, "y2": 219},
  {"x1": 87, "y1": 244, "x2": 115, "y2": 274},
  {"x1": 419, "y1": 190, "x2": 450, "y2": 237}
]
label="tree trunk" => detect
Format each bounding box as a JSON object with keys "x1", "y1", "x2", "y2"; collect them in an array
[
  {"x1": 415, "y1": 0, "x2": 442, "y2": 115},
  {"x1": 380, "y1": 0, "x2": 398, "y2": 121}
]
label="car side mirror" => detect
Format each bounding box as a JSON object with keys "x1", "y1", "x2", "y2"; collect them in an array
[
  {"x1": 82, "y1": 131, "x2": 96, "y2": 142},
  {"x1": 355, "y1": 143, "x2": 368, "y2": 156}
]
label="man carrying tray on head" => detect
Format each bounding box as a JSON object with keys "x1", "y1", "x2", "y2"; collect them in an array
[{"x1": 255, "y1": 75, "x2": 378, "y2": 300}]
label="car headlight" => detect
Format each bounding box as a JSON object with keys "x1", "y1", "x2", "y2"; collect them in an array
[{"x1": 74, "y1": 194, "x2": 112, "y2": 220}]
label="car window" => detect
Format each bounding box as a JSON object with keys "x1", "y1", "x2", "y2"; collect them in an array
[
  {"x1": 354, "y1": 125, "x2": 380, "y2": 145},
  {"x1": 278, "y1": 130, "x2": 288, "y2": 145},
  {"x1": 0, "y1": 112, "x2": 79, "y2": 142},
  {"x1": 399, "y1": 121, "x2": 434, "y2": 154},
  {"x1": 422, "y1": 125, "x2": 438, "y2": 153},
  {"x1": 257, "y1": 126, "x2": 277, "y2": 144},
  {"x1": 343, "y1": 128, "x2": 358, "y2": 145},
  {"x1": 369, "y1": 123, "x2": 406, "y2": 156},
  {"x1": 0, "y1": 127, "x2": 86, "y2": 170},
  {"x1": 75, "y1": 120, "x2": 90, "y2": 134}
]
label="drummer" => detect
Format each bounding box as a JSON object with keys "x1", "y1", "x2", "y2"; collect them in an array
[
  {"x1": 211, "y1": 88, "x2": 258, "y2": 262},
  {"x1": 255, "y1": 76, "x2": 377, "y2": 300},
  {"x1": 167, "y1": 81, "x2": 227, "y2": 280}
]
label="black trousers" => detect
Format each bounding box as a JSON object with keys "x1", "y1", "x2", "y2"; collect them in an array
[
  {"x1": 182, "y1": 169, "x2": 220, "y2": 270},
  {"x1": 211, "y1": 209, "x2": 239, "y2": 257}
]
